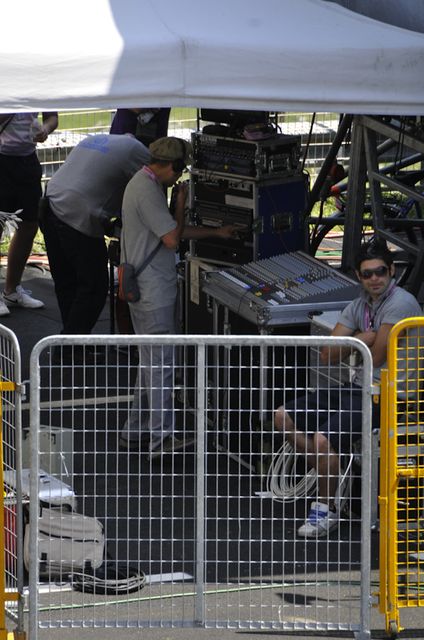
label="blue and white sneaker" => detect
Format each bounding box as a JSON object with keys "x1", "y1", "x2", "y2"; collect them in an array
[{"x1": 297, "y1": 501, "x2": 339, "y2": 538}]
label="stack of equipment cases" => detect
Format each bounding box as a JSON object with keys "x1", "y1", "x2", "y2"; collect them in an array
[{"x1": 186, "y1": 131, "x2": 308, "y2": 334}]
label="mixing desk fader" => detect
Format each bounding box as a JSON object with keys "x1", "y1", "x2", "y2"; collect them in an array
[{"x1": 202, "y1": 251, "x2": 360, "y2": 329}]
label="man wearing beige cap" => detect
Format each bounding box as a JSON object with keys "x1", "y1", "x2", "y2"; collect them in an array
[{"x1": 120, "y1": 136, "x2": 237, "y2": 455}]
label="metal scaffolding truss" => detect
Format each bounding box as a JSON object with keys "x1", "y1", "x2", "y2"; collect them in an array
[{"x1": 308, "y1": 115, "x2": 424, "y2": 296}]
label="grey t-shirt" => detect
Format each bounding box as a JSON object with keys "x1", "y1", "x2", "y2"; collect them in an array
[
  {"x1": 121, "y1": 170, "x2": 177, "y2": 311},
  {"x1": 46, "y1": 134, "x2": 150, "y2": 237},
  {"x1": 339, "y1": 282, "x2": 423, "y2": 386}
]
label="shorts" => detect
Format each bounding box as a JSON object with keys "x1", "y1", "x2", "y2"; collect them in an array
[
  {"x1": 0, "y1": 152, "x2": 42, "y2": 222},
  {"x1": 284, "y1": 384, "x2": 379, "y2": 454}
]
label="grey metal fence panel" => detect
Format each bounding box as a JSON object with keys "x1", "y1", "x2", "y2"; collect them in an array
[
  {"x1": 28, "y1": 335, "x2": 373, "y2": 639},
  {"x1": 0, "y1": 323, "x2": 24, "y2": 632}
]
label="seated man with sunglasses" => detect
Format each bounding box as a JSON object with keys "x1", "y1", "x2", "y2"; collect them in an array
[{"x1": 274, "y1": 238, "x2": 422, "y2": 538}]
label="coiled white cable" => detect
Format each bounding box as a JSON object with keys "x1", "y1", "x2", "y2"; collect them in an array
[
  {"x1": 334, "y1": 453, "x2": 354, "y2": 514},
  {"x1": 266, "y1": 441, "x2": 355, "y2": 509},
  {"x1": 266, "y1": 441, "x2": 317, "y2": 503}
]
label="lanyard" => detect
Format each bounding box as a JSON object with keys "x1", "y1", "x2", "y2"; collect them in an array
[
  {"x1": 364, "y1": 280, "x2": 396, "y2": 330},
  {"x1": 141, "y1": 165, "x2": 160, "y2": 185}
]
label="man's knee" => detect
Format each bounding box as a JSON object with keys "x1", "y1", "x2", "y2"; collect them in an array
[
  {"x1": 312, "y1": 431, "x2": 334, "y2": 455},
  {"x1": 274, "y1": 405, "x2": 293, "y2": 432}
]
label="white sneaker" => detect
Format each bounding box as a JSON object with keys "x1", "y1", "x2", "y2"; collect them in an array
[
  {"x1": 297, "y1": 501, "x2": 339, "y2": 538},
  {"x1": 3, "y1": 285, "x2": 44, "y2": 309},
  {"x1": 0, "y1": 297, "x2": 10, "y2": 316}
]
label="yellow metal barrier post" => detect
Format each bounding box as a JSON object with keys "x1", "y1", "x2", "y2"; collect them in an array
[{"x1": 379, "y1": 317, "x2": 424, "y2": 636}]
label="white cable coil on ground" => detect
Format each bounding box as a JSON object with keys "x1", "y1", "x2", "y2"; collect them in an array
[
  {"x1": 266, "y1": 440, "x2": 354, "y2": 512},
  {"x1": 266, "y1": 440, "x2": 317, "y2": 503}
]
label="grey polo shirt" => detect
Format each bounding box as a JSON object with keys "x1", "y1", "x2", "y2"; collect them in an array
[
  {"x1": 339, "y1": 282, "x2": 422, "y2": 388},
  {"x1": 121, "y1": 170, "x2": 177, "y2": 311}
]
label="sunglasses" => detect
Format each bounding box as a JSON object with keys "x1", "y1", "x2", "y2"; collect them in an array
[{"x1": 359, "y1": 265, "x2": 389, "y2": 280}]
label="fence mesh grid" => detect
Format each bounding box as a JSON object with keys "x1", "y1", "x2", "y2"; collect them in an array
[{"x1": 29, "y1": 336, "x2": 371, "y2": 636}]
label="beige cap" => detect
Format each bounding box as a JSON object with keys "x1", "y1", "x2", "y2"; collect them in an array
[{"x1": 149, "y1": 136, "x2": 192, "y2": 164}]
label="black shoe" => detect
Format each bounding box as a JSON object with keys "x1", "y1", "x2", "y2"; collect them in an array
[{"x1": 148, "y1": 434, "x2": 196, "y2": 460}]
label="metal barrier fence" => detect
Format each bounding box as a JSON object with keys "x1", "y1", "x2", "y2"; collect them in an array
[
  {"x1": 28, "y1": 334, "x2": 373, "y2": 639},
  {"x1": 0, "y1": 324, "x2": 24, "y2": 639},
  {"x1": 379, "y1": 317, "x2": 424, "y2": 636}
]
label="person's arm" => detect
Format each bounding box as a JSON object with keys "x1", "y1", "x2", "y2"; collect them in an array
[
  {"x1": 160, "y1": 183, "x2": 186, "y2": 250},
  {"x1": 320, "y1": 322, "x2": 355, "y2": 365},
  {"x1": 365, "y1": 322, "x2": 393, "y2": 368},
  {"x1": 321, "y1": 321, "x2": 393, "y2": 368},
  {"x1": 34, "y1": 112, "x2": 58, "y2": 143},
  {"x1": 182, "y1": 224, "x2": 240, "y2": 241}
]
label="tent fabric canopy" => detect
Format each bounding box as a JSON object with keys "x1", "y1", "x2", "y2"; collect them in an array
[{"x1": 1, "y1": 0, "x2": 424, "y2": 115}]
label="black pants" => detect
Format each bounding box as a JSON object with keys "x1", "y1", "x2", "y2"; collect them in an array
[
  {"x1": 285, "y1": 385, "x2": 380, "y2": 454},
  {"x1": 40, "y1": 206, "x2": 108, "y2": 334},
  {"x1": 0, "y1": 152, "x2": 42, "y2": 221}
]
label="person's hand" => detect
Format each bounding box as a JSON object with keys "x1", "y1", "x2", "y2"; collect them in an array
[
  {"x1": 32, "y1": 125, "x2": 50, "y2": 144},
  {"x1": 216, "y1": 224, "x2": 243, "y2": 239},
  {"x1": 355, "y1": 330, "x2": 377, "y2": 347},
  {"x1": 172, "y1": 182, "x2": 188, "y2": 229},
  {"x1": 175, "y1": 182, "x2": 188, "y2": 206}
]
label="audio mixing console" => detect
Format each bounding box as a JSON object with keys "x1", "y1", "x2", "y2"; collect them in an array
[{"x1": 202, "y1": 251, "x2": 360, "y2": 328}]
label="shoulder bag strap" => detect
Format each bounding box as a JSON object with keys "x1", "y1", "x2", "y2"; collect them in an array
[
  {"x1": 119, "y1": 217, "x2": 162, "y2": 275},
  {"x1": 134, "y1": 242, "x2": 162, "y2": 276}
]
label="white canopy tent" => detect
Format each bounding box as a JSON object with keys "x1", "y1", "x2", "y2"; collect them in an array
[{"x1": 1, "y1": 0, "x2": 423, "y2": 115}]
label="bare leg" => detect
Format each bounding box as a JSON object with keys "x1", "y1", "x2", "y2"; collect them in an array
[
  {"x1": 275, "y1": 404, "x2": 315, "y2": 459},
  {"x1": 275, "y1": 405, "x2": 340, "y2": 507},
  {"x1": 4, "y1": 220, "x2": 38, "y2": 294},
  {"x1": 312, "y1": 432, "x2": 339, "y2": 508}
]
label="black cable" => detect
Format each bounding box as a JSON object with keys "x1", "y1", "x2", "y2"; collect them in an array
[
  {"x1": 72, "y1": 561, "x2": 146, "y2": 595},
  {"x1": 301, "y1": 112, "x2": 315, "y2": 173}
]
